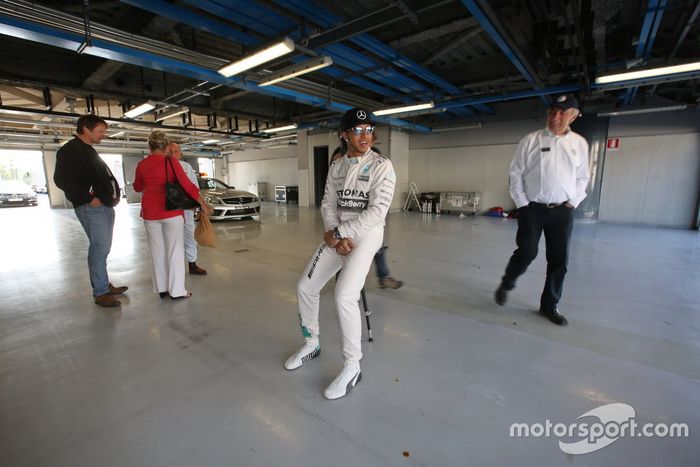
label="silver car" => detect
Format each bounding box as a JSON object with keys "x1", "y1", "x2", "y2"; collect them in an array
[
  {"x1": 198, "y1": 177, "x2": 261, "y2": 220},
  {"x1": 0, "y1": 181, "x2": 38, "y2": 207}
]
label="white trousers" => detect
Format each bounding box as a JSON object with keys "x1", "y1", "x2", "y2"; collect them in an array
[
  {"x1": 144, "y1": 216, "x2": 188, "y2": 297},
  {"x1": 296, "y1": 227, "x2": 383, "y2": 364},
  {"x1": 183, "y1": 210, "x2": 197, "y2": 263}
]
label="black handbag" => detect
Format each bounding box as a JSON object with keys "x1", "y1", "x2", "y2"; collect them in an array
[{"x1": 165, "y1": 157, "x2": 199, "y2": 210}]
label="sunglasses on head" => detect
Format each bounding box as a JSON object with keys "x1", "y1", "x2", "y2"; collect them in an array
[{"x1": 348, "y1": 126, "x2": 375, "y2": 135}]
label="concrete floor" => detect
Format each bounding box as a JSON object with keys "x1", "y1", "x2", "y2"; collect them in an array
[{"x1": 1, "y1": 198, "x2": 699, "y2": 466}]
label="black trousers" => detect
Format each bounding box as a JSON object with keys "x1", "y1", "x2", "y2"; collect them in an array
[{"x1": 501, "y1": 204, "x2": 574, "y2": 309}]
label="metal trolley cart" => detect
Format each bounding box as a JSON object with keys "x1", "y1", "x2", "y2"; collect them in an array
[
  {"x1": 439, "y1": 191, "x2": 481, "y2": 215},
  {"x1": 275, "y1": 185, "x2": 298, "y2": 204}
]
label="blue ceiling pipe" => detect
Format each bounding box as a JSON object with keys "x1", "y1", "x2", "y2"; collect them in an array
[
  {"x1": 437, "y1": 84, "x2": 582, "y2": 111},
  {"x1": 459, "y1": 0, "x2": 535, "y2": 83},
  {"x1": 174, "y1": 0, "x2": 468, "y2": 114},
  {"x1": 622, "y1": 0, "x2": 667, "y2": 106},
  {"x1": 433, "y1": 66, "x2": 698, "y2": 113},
  {"x1": 181, "y1": 0, "x2": 476, "y2": 117},
  {"x1": 0, "y1": 13, "x2": 432, "y2": 133},
  {"x1": 125, "y1": 0, "x2": 403, "y2": 99},
  {"x1": 120, "y1": 0, "x2": 258, "y2": 47},
  {"x1": 269, "y1": 0, "x2": 487, "y2": 116},
  {"x1": 179, "y1": 0, "x2": 418, "y2": 93},
  {"x1": 459, "y1": 0, "x2": 549, "y2": 107}
]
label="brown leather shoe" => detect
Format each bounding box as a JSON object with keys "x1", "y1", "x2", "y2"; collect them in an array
[
  {"x1": 95, "y1": 293, "x2": 121, "y2": 307},
  {"x1": 108, "y1": 283, "x2": 128, "y2": 295},
  {"x1": 189, "y1": 262, "x2": 207, "y2": 275},
  {"x1": 378, "y1": 276, "x2": 403, "y2": 289}
]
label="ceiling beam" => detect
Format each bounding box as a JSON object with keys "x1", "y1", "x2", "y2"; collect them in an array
[
  {"x1": 0, "y1": 105, "x2": 263, "y2": 138},
  {"x1": 272, "y1": 0, "x2": 484, "y2": 115},
  {"x1": 419, "y1": 26, "x2": 482, "y2": 66},
  {"x1": 459, "y1": 0, "x2": 548, "y2": 105},
  {"x1": 0, "y1": 5, "x2": 430, "y2": 132},
  {"x1": 621, "y1": 0, "x2": 668, "y2": 106},
  {"x1": 0, "y1": 85, "x2": 45, "y2": 106},
  {"x1": 459, "y1": 0, "x2": 541, "y2": 85},
  {"x1": 649, "y1": 0, "x2": 700, "y2": 98},
  {"x1": 303, "y1": 4, "x2": 401, "y2": 49},
  {"x1": 389, "y1": 18, "x2": 479, "y2": 49}
]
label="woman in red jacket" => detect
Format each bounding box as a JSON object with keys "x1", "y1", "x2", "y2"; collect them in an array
[{"x1": 133, "y1": 131, "x2": 212, "y2": 299}]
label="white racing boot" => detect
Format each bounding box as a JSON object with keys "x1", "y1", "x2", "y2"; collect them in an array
[
  {"x1": 284, "y1": 341, "x2": 321, "y2": 370},
  {"x1": 324, "y1": 362, "x2": 362, "y2": 400}
]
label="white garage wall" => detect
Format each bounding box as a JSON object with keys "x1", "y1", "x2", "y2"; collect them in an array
[
  {"x1": 226, "y1": 150, "x2": 297, "y2": 200},
  {"x1": 228, "y1": 157, "x2": 297, "y2": 194},
  {"x1": 222, "y1": 111, "x2": 700, "y2": 228},
  {"x1": 409, "y1": 119, "x2": 545, "y2": 211},
  {"x1": 599, "y1": 111, "x2": 700, "y2": 228}
]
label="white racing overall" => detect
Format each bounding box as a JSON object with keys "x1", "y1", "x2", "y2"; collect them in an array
[{"x1": 297, "y1": 149, "x2": 396, "y2": 363}]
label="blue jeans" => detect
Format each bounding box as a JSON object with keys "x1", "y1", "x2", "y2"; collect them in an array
[
  {"x1": 74, "y1": 204, "x2": 115, "y2": 297},
  {"x1": 374, "y1": 245, "x2": 390, "y2": 280}
]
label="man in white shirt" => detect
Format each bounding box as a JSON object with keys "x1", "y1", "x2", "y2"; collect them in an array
[
  {"x1": 495, "y1": 94, "x2": 590, "y2": 325},
  {"x1": 167, "y1": 142, "x2": 207, "y2": 275}
]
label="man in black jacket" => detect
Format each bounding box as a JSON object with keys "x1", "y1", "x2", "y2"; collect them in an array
[{"x1": 54, "y1": 114, "x2": 128, "y2": 307}]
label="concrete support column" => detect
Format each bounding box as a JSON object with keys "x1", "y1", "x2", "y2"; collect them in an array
[
  {"x1": 296, "y1": 130, "x2": 309, "y2": 207},
  {"x1": 43, "y1": 150, "x2": 70, "y2": 209},
  {"x1": 388, "y1": 128, "x2": 410, "y2": 210}
]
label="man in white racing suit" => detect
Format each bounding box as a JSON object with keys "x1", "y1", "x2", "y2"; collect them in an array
[{"x1": 284, "y1": 108, "x2": 396, "y2": 400}]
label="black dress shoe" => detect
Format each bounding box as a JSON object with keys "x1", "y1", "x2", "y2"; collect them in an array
[
  {"x1": 494, "y1": 285, "x2": 508, "y2": 306},
  {"x1": 159, "y1": 292, "x2": 169, "y2": 299},
  {"x1": 541, "y1": 307, "x2": 568, "y2": 326}
]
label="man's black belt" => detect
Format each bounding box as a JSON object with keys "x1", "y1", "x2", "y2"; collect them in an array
[{"x1": 529, "y1": 202, "x2": 565, "y2": 208}]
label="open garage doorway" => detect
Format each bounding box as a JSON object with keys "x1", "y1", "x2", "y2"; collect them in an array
[
  {"x1": 0, "y1": 149, "x2": 47, "y2": 209},
  {"x1": 198, "y1": 158, "x2": 214, "y2": 178},
  {"x1": 98, "y1": 153, "x2": 126, "y2": 193}
]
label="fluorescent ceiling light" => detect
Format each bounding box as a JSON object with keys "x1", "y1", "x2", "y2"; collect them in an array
[
  {"x1": 373, "y1": 101, "x2": 434, "y2": 116},
  {"x1": 264, "y1": 143, "x2": 297, "y2": 149},
  {"x1": 155, "y1": 106, "x2": 190, "y2": 122},
  {"x1": 109, "y1": 131, "x2": 125, "y2": 138},
  {"x1": 597, "y1": 105, "x2": 687, "y2": 117},
  {"x1": 218, "y1": 38, "x2": 295, "y2": 78},
  {"x1": 261, "y1": 134, "x2": 297, "y2": 142},
  {"x1": 201, "y1": 139, "x2": 220, "y2": 144},
  {"x1": 124, "y1": 101, "x2": 156, "y2": 119},
  {"x1": 431, "y1": 123, "x2": 482, "y2": 132},
  {"x1": 258, "y1": 56, "x2": 333, "y2": 86},
  {"x1": 262, "y1": 123, "x2": 298, "y2": 133},
  {"x1": 384, "y1": 106, "x2": 447, "y2": 118},
  {"x1": 595, "y1": 61, "x2": 700, "y2": 84}
]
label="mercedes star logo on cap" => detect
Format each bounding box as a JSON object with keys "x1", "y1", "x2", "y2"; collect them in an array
[
  {"x1": 356, "y1": 110, "x2": 367, "y2": 119},
  {"x1": 557, "y1": 95, "x2": 567, "y2": 102}
]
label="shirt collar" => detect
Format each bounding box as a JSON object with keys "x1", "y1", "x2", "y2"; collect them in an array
[
  {"x1": 544, "y1": 127, "x2": 570, "y2": 138},
  {"x1": 347, "y1": 148, "x2": 372, "y2": 163}
]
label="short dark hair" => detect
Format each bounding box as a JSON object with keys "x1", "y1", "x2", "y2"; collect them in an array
[
  {"x1": 76, "y1": 114, "x2": 108, "y2": 134},
  {"x1": 331, "y1": 146, "x2": 344, "y2": 163}
]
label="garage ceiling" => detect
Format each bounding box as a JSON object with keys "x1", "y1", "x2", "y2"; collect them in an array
[{"x1": 0, "y1": 0, "x2": 698, "y2": 152}]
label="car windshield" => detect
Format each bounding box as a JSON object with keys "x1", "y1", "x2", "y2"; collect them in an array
[
  {"x1": 198, "y1": 178, "x2": 230, "y2": 190},
  {"x1": 0, "y1": 181, "x2": 33, "y2": 193}
]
